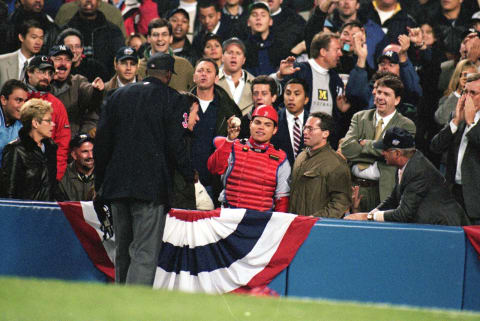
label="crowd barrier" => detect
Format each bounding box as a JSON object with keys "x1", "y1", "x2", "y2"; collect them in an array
[{"x1": 0, "y1": 199, "x2": 479, "y2": 311}]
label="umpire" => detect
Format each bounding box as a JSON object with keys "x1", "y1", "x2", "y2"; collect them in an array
[{"x1": 94, "y1": 53, "x2": 194, "y2": 286}]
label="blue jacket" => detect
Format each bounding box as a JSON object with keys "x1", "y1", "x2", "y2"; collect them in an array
[
  {"x1": 281, "y1": 61, "x2": 348, "y2": 149},
  {"x1": 0, "y1": 107, "x2": 22, "y2": 163},
  {"x1": 346, "y1": 59, "x2": 422, "y2": 111}
]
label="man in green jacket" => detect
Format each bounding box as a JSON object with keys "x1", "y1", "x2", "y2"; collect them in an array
[{"x1": 289, "y1": 112, "x2": 352, "y2": 218}]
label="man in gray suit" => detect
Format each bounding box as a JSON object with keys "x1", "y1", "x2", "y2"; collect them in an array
[
  {"x1": 0, "y1": 20, "x2": 44, "y2": 89},
  {"x1": 431, "y1": 73, "x2": 480, "y2": 225},
  {"x1": 340, "y1": 76, "x2": 416, "y2": 212},
  {"x1": 346, "y1": 127, "x2": 469, "y2": 226}
]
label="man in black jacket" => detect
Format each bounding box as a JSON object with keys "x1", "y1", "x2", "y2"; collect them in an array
[
  {"x1": 94, "y1": 53, "x2": 195, "y2": 286},
  {"x1": 346, "y1": 127, "x2": 469, "y2": 226},
  {"x1": 62, "y1": 0, "x2": 124, "y2": 79}
]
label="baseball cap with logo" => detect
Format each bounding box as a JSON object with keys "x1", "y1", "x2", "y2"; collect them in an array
[
  {"x1": 252, "y1": 105, "x2": 278, "y2": 124},
  {"x1": 49, "y1": 45, "x2": 74, "y2": 59},
  {"x1": 373, "y1": 127, "x2": 415, "y2": 150},
  {"x1": 146, "y1": 52, "x2": 176, "y2": 74},
  {"x1": 377, "y1": 50, "x2": 400, "y2": 64},
  {"x1": 70, "y1": 133, "x2": 95, "y2": 149},
  {"x1": 222, "y1": 37, "x2": 246, "y2": 54},
  {"x1": 28, "y1": 55, "x2": 55, "y2": 71},
  {"x1": 115, "y1": 46, "x2": 138, "y2": 63}
]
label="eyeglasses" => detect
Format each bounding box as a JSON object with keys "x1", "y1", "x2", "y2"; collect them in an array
[{"x1": 302, "y1": 126, "x2": 322, "y2": 133}]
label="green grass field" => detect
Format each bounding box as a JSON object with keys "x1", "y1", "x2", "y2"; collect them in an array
[{"x1": 1, "y1": 277, "x2": 480, "y2": 321}]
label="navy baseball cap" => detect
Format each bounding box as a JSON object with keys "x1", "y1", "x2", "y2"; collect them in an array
[
  {"x1": 115, "y1": 46, "x2": 138, "y2": 63},
  {"x1": 28, "y1": 55, "x2": 55, "y2": 71},
  {"x1": 70, "y1": 133, "x2": 94, "y2": 149},
  {"x1": 166, "y1": 7, "x2": 189, "y2": 21},
  {"x1": 377, "y1": 50, "x2": 400, "y2": 64},
  {"x1": 373, "y1": 127, "x2": 415, "y2": 150},
  {"x1": 147, "y1": 52, "x2": 176, "y2": 74},
  {"x1": 49, "y1": 45, "x2": 74, "y2": 59}
]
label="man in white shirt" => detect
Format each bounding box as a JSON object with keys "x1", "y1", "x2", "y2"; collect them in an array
[
  {"x1": 0, "y1": 20, "x2": 44, "y2": 89},
  {"x1": 217, "y1": 37, "x2": 254, "y2": 116},
  {"x1": 431, "y1": 73, "x2": 480, "y2": 224},
  {"x1": 340, "y1": 76, "x2": 415, "y2": 212}
]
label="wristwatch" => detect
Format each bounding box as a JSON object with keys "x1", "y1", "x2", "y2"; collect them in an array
[{"x1": 367, "y1": 212, "x2": 374, "y2": 221}]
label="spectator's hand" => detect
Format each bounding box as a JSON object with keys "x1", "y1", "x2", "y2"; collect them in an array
[
  {"x1": 407, "y1": 27, "x2": 424, "y2": 49},
  {"x1": 318, "y1": 0, "x2": 338, "y2": 13},
  {"x1": 88, "y1": 127, "x2": 97, "y2": 138},
  {"x1": 278, "y1": 56, "x2": 300, "y2": 79},
  {"x1": 336, "y1": 94, "x2": 351, "y2": 113},
  {"x1": 398, "y1": 34, "x2": 410, "y2": 63},
  {"x1": 352, "y1": 32, "x2": 367, "y2": 68},
  {"x1": 465, "y1": 95, "x2": 477, "y2": 125},
  {"x1": 453, "y1": 94, "x2": 466, "y2": 126},
  {"x1": 358, "y1": 139, "x2": 367, "y2": 146},
  {"x1": 344, "y1": 213, "x2": 368, "y2": 220},
  {"x1": 92, "y1": 77, "x2": 105, "y2": 91},
  {"x1": 227, "y1": 116, "x2": 241, "y2": 141},
  {"x1": 467, "y1": 37, "x2": 480, "y2": 63},
  {"x1": 351, "y1": 185, "x2": 362, "y2": 213}
]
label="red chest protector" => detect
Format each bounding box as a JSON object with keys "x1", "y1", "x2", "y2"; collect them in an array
[{"x1": 225, "y1": 140, "x2": 287, "y2": 211}]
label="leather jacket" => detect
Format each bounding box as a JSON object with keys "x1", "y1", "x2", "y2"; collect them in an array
[{"x1": 0, "y1": 127, "x2": 58, "y2": 201}]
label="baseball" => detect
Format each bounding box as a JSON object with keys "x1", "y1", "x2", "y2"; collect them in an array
[{"x1": 231, "y1": 116, "x2": 241, "y2": 127}]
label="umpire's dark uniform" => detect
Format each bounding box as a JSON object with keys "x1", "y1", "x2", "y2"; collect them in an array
[{"x1": 94, "y1": 53, "x2": 194, "y2": 285}]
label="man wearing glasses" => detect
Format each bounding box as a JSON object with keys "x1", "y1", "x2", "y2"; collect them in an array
[
  {"x1": 431, "y1": 73, "x2": 480, "y2": 225},
  {"x1": 25, "y1": 55, "x2": 71, "y2": 181},
  {"x1": 289, "y1": 112, "x2": 352, "y2": 218}
]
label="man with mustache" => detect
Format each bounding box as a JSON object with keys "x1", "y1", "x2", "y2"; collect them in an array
[
  {"x1": 49, "y1": 45, "x2": 104, "y2": 138},
  {"x1": 25, "y1": 55, "x2": 71, "y2": 180},
  {"x1": 58, "y1": 133, "x2": 95, "y2": 201},
  {"x1": 340, "y1": 76, "x2": 415, "y2": 212}
]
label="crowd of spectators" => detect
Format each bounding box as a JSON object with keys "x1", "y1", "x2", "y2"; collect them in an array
[{"x1": 0, "y1": 0, "x2": 479, "y2": 226}]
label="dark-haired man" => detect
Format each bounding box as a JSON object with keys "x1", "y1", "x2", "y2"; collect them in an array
[
  {"x1": 190, "y1": 57, "x2": 242, "y2": 198},
  {"x1": 208, "y1": 104, "x2": 290, "y2": 212},
  {"x1": 289, "y1": 112, "x2": 352, "y2": 218},
  {"x1": 0, "y1": 20, "x2": 44, "y2": 89},
  {"x1": 167, "y1": 8, "x2": 197, "y2": 66},
  {"x1": 346, "y1": 127, "x2": 468, "y2": 226},
  {"x1": 271, "y1": 78, "x2": 310, "y2": 167},
  {"x1": 49, "y1": 45, "x2": 104, "y2": 138},
  {"x1": 138, "y1": 18, "x2": 194, "y2": 92},
  {"x1": 0, "y1": 80, "x2": 28, "y2": 161},
  {"x1": 340, "y1": 76, "x2": 415, "y2": 212},
  {"x1": 58, "y1": 133, "x2": 95, "y2": 201},
  {"x1": 105, "y1": 46, "x2": 140, "y2": 92}
]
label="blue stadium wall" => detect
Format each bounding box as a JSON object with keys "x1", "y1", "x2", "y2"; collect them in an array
[{"x1": 0, "y1": 200, "x2": 479, "y2": 311}]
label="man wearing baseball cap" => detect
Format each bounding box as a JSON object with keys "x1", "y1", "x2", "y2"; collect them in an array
[
  {"x1": 105, "y1": 46, "x2": 140, "y2": 93},
  {"x1": 207, "y1": 104, "x2": 291, "y2": 212},
  {"x1": 345, "y1": 127, "x2": 469, "y2": 226},
  {"x1": 95, "y1": 51, "x2": 194, "y2": 286},
  {"x1": 58, "y1": 133, "x2": 95, "y2": 201},
  {"x1": 217, "y1": 37, "x2": 255, "y2": 116},
  {"x1": 26, "y1": 55, "x2": 71, "y2": 181},
  {"x1": 49, "y1": 45, "x2": 104, "y2": 139}
]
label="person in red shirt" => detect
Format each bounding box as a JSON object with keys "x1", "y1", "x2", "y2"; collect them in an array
[
  {"x1": 207, "y1": 105, "x2": 290, "y2": 212},
  {"x1": 25, "y1": 55, "x2": 71, "y2": 180}
]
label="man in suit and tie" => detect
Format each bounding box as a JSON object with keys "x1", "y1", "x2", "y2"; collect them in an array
[
  {"x1": 340, "y1": 76, "x2": 416, "y2": 212},
  {"x1": 346, "y1": 127, "x2": 468, "y2": 226},
  {"x1": 271, "y1": 78, "x2": 310, "y2": 167},
  {"x1": 431, "y1": 73, "x2": 480, "y2": 225},
  {"x1": 0, "y1": 20, "x2": 44, "y2": 89}
]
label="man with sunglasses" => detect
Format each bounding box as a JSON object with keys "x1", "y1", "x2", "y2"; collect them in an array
[
  {"x1": 25, "y1": 55, "x2": 71, "y2": 181},
  {"x1": 289, "y1": 112, "x2": 352, "y2": 218},
  {"x1": 431, "y1": 73, "x2": 480, "y2": 225}
]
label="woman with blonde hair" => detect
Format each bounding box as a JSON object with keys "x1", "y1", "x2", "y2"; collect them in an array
[
  {"x1": 435, "y1": 59, "x2": 477, "y2": 125},
  {"x1": 0, "y1": 98, "x2": 58, "y2": 201}
]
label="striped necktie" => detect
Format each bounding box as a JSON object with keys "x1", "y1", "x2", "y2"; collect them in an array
[{"x1": 293, "y1": 116, "x2": 301, "y2": 157}]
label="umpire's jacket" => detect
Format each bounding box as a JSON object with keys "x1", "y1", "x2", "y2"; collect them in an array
[{"x1": 94, "y1": 77, "x2": 194, "y2": 205}]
